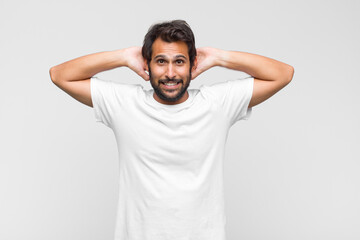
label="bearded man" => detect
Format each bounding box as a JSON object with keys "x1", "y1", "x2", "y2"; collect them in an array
[{"x1": 50, "y1": 19, "x2": 294, "y2": 240}]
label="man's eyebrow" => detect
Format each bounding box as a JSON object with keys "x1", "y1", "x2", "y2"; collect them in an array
[
  {"x1": 154, "y1": 54, "x2": 187, "y2": 60},
  {"x1": 174, "y1": 54, "x2": 187, "y2": 59},
  {"x1": 154, "y1": 54, "x2": 167, "y2": 60}
]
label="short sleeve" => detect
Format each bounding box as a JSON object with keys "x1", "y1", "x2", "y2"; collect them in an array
[
  {"x1": 90, "y1": 76, "x2": 141, "y2": 128},
  {"x1": 90, "y1": 76, "x2": 117, "y2": 128},
  {"x1": 206, "y1": 76, "x2": 254, "y2": 126}
]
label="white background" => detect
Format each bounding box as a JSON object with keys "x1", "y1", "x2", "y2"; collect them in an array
[{"x1": 1, "y1": 0, "x2": 359, "y2": 239}]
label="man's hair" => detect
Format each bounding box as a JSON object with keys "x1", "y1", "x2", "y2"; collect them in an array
[{"x1": 142, "y1": 20, "x2": 196, "y2": 68}]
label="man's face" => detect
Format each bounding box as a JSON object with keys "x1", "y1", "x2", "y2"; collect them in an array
[{"x1": 147, "y1": 38, "x2": 194, "y2": 105}]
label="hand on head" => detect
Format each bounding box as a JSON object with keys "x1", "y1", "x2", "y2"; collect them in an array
[
  {"x1": 123, "y1": 46, "x2": 220, "y2": 82},
  {"x1": 123, "y1": 47, "x2": 150, "y2": 81},
  {"x1": 191, "y1": 47, "x2": 219, "y2": 80}
]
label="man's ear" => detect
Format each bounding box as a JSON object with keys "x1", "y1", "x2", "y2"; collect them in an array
[
  {"x1": 144, "y1": 60, "x2": 149, "y2": 72},
  {"x1": 191, "y1": 57, "x2": 198, "y2": 73}
]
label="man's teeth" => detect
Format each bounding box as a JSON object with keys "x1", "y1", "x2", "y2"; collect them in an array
[{"x1": 164, "y1": 82, "x2": 178, "y2": 86}]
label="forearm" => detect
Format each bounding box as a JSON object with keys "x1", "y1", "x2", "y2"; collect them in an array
[
  {"x1": 49, "y1": 49, "x2": 125, "y2": 82},
  {"x1": 214, "y1": 49, "x2": 294, "y2": 81}
]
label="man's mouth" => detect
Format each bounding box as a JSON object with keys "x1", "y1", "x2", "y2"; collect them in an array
[{"x1": 160, "y1": 80, "x2": 182, "y2": 88}]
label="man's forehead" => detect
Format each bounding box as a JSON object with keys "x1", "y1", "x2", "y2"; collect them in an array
[{"x1": 151, "y1": 38, "x2": 189, "y2": 58}]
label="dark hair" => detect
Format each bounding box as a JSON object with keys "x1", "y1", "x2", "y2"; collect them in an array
[{"x1": 142, "y1": 20, "x2": 196, "y2": 68}]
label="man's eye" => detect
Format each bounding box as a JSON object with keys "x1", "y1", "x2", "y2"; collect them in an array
[
  {"x1": 176, "y1": 60, "x2": 184, "y2": 64},
  {"x1": 157, "y1": 59, "x2": 165, "y2": 64}
]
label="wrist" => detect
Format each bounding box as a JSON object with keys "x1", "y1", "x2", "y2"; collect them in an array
[
  {"x1": 214, "y1": 48, "x2": 229, "y2": 68},
  {"x1": 114, "y1": 48, "x2": 128, "y2": 67}
]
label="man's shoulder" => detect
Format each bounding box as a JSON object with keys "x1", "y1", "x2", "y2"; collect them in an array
[
  {"x1": 91, "y1": 77, "x2": 146, "y2": 102},
  {"x1": 194, "y1": 77, "x2": 253, "y2": 103},
  {"x1": 196, "y1": 81, "x2": 230, "y2": 98},
  {"x1": 92, "y1": 76, "x2": 143, "y2": 90},
  {"x1": 198, "y1": 77, "x2": 253, "y2": 92}
]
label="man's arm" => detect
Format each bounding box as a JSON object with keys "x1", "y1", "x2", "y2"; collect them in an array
[
  {"x1": 192, "y1": 47, "x2": 294, "y2": 108},
  {"x1": 49, "y1": 47, "x2": 149, "y2": 107}
]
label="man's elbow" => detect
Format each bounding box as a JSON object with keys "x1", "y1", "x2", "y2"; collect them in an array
[
  {"x1": 284, "y1": 65, "x2": 295, "y2": 84},
  {"x1": 49, "y1": 66, "x2": 59, "y2": 83},
  {"x1": 277, "y1": 65, "x2": 294, "y2": 86}
]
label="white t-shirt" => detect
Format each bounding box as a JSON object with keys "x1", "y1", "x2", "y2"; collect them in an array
[{"x1": 91, "y1": 76, "x2": 254, "y2": 240}]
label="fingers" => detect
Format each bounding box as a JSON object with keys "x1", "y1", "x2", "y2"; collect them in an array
[
  {"x1": 191, "y1": 69, "x2": 201, "y2": 80},
  {"x1": 138, "y1": 70, "x2": 150, "y2": 81},
  {"x1": 129, "y1": 63, "x2": 149, "y2": 81},
  {"x1": 191, "y1": 71, "x2": 197, "y2": 80}
]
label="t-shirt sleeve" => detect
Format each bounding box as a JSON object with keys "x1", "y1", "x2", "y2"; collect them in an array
[
  {"x1": 206, "y1": 76, "x2": 254, "y2": 126},
  {"x1": 90, "y1": 76, "x2": 139, "y2": 128},
  {"x1": 90, "y1": 76, "x2": 117, "y2": 128}
]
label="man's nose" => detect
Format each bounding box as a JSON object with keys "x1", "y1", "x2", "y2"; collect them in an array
[{"x1": 165, "y1": 64, "x2": 176, "y2": 79}]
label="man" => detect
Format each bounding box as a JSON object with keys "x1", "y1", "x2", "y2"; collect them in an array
[{"x1": 50, "y1": 20, "x2": 294, "y2": 240}]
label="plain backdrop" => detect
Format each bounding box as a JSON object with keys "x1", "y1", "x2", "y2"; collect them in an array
[{"x1": 1, "y1": 0, "x2": 359, "y2": 239}]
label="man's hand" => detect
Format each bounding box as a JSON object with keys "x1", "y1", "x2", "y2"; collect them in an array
[
  {"x1": 123, "y1": 47, "x2": 149, "y2": 81},
  {"x1": 191, "y1": 47, "x2": 222, "y2": 80}
]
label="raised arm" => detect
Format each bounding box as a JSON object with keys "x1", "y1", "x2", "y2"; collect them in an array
[
  {"x1": 49, "y1": 47, "x2": 149, "y2": 107},
  {"x1": 192, "y1": 47, "x2": 294, "y2": 108}
]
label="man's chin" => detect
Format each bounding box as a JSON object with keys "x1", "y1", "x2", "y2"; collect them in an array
[
  {"x1": 155, "y1": 86, "x2": 188, "y2": 102},
  {"x1": 157, "y1": 91, "x2": 183, "y2": 102}
]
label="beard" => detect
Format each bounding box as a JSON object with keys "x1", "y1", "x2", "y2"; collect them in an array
[{"x1": 149, "y1": 67, "x2": 191, "y2": 103}]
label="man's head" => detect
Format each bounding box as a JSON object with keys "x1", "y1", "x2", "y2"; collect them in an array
[
  {"x1": 142, "y1": 20, "x2": 197, "y2": 104},
  {"x1": 142, "y1": 20, "x2": 196, "y2": 69}
]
